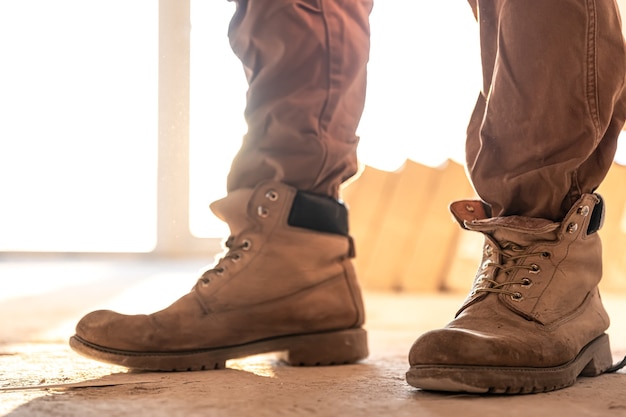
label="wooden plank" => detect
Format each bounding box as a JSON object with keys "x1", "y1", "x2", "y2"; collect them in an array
[
  {"x1": 358, "y1": 161, "x2": 437, "y2": 291},
  {"x1": 443, "y1": 229, "x2": 485, "y2": 293},
  {"x1": 342, "y1": 165, "x2": 399, "y2": 288},
  {"x1": 402, "y1": 160, "x2": 476, "y2": 292},
  {"x1": 596, "y1": 163, "x2": 626, "y2": 293},
  {"x1": 345, "y1": 161, "x2": 626, "y2": 295}
]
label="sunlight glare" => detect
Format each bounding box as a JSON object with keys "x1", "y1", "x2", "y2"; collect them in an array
[
  {"x1": 189, "y1": 0, "x2": 245, "y2": 238},
  {"x1": 188, "y1": 1, "x2": 482, "y2": 237},
  {"x1": 0, "y1": 0, "x2": 158, "y2": 251},
  {"x1": 357, "y1": 1, "x2": 481, "y2": 171}
]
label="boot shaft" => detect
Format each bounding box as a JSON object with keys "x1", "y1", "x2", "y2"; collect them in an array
[
  {"x1": 204, "y1": 181, "x2": 364, "y2": 325},
  {"x1": 450, "y1": 193, "x2": 607, "y2": 326}
]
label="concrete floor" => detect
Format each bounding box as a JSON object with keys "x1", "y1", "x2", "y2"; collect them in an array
[{"x1": 1, "y1": 258, "x2": 625, "y2": 417}]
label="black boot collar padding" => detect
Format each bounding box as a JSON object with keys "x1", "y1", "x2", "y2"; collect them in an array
[
  {"x1": 587, "y1": 194, "x2": 605, "y2": 235},
  {"x1": 287, "y1": 190, "x2": 349, "y2": 236}
]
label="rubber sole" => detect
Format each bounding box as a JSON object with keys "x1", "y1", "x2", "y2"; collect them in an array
[
  {"x1": 69, "y1": 328, "x2": 368, "y2": 371},
  {"x1": 406, "y1": 333, "x2": 615, "y2": 394}
]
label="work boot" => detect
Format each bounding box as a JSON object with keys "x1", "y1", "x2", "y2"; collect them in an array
[
  {"x1": 70, "y1": 181, "x2": 367, "y2": 370},
  {"x1": 407, "y1": 193, "x2": 625, "y2": 394}
]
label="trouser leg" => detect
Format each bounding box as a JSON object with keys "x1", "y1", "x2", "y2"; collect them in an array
[
  {"x1": 406, "y1": 0, "x2": 626, "y2": 394},
  {"x1": 69, "y1": 0, "x2": 372, "y2": 371},
  {"x1": 466, "y1": 0, "x2": 626, "y2": 221},
  {"x1": 225, "y1": 0, "x2": 372, "y2": 199}
]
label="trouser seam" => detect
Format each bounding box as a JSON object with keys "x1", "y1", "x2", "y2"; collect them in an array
[
  {"x1": 585, "y1": 0, "x2": 601, "y2": 138},
  {"x1": 312, "y1": 0, "x2": 333, "y2": 194},
  {"x1": 566, "y1": 0, "x2": 602, "y2": 212}
]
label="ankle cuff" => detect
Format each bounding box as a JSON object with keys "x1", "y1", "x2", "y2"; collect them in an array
[{"x1": 288, "y1": 190, "x2": 349, "y2": 236}]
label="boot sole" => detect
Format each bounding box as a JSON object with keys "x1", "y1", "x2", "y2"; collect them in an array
[
  {"x1": 406, "y1": 333, "x2": 615, "y2": 394},
  {"x1": 69, "y1": 328, "x2": 368, "y2": 371}
]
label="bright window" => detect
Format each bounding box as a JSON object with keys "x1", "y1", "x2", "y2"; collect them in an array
[{"x1": 0, "y1": 0, "x2": 158, "y2": 252}]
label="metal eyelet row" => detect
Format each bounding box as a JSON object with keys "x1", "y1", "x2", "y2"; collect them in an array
[
  {"x1": 567, "y1": 204, "x2": 591, "y2": 234},
  {"x1": 510, "y1": 268, "x2": 537, "y2": 300},
  {"x1": 257, "y1": 189, "x2": 279, "y2": 219},
  {"x1": 200, "y1": 241, "x2": 251, "y2": 287}
]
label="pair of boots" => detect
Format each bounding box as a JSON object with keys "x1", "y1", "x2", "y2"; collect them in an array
[{"x1": 70, "y1": 180, "x2": 624, "y2": 394}]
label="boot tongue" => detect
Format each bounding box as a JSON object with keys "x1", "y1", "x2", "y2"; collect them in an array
[
  {"x1": 209, "y1": 188, "x2": 255, "y2": 236},
  {"x1": 467, "y1": 215, "x2": 560, "y2": 247}
]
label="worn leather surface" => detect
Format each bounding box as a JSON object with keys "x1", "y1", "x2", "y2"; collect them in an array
[
  {"x1": 409, "y1": 194, "x2": 610, "y2": 368},
  {"x1": 75, "y1": 181, "x2": 365, "y2": 352}
]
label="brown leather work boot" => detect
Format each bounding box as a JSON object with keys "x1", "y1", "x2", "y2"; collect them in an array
[
  {"x1": 407, "y1": 193, "x2": 625, "y2": 394},
  {"x1": 70, "y1": 181, "x2": 367, "y2": 370}
]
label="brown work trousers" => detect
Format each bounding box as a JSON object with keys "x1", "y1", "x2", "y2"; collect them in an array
[{"x1": 226, "y1": 0, "x2": 626, "y2": 221}]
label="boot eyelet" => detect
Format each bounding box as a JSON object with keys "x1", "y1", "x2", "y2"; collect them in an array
[
  {"x1": 265, "y1": 190, "x2": 279, "y2": 201},
  {"x1": 521, "y1": 277, "x2": 533, "y2": 287},
  {"x1": 541, "y1": 251, "x2": 551, "y2": 259},
  {"x1": 567, "y1": 222, "x2": 578, "y2": 234},
  {"x1": 481, "y1": 260, "x2": 493, "y2": 270},
  {"x1": 231, "y1": 253, "x2": 241, "y2": 262},
  {"x1": 257, "y1": 206, "x2": 269, "y2": 218},
  {"x1": 511, "y1": 292, "x2": 524, "y2": 301},
  {"x1": 241, "y1": 240, "x2": 252, "y2": 251},
  {"x1": 528, "y1": 263, "x2": 540, "y2": 274},
  {"x1": 200, "y1": 278, "x2": 211, "y2": 287},
  {"x1": 577, "y1": 205, "x2": 590, "y2": 217},
  {"x1": 215, "y1": 267, "x2": 225, "y2": 276},
  {"x1": 483, "y1": 245, "x2": 493, "y2": 257}
]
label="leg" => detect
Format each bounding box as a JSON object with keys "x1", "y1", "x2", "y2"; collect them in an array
[
  {"x1": 467, "y1": 0, "x2": 626, "y2": 220},
  {"x1": 407, "y1": 0, "x2": 626, "y2": 393},
  {"x1": 227, "y1": 0, "x2": 371, "y2": 198},
  {"x1": 69, "y1": 0, "x2": 373, "y2": 370}
]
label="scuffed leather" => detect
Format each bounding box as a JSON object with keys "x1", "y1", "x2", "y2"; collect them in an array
[
  {"x1": 409, "y1": 194, "x2": 610, "y2": 368},
  {"x1": 75, "y1": 181, "x2": 365, "y2": 352}
]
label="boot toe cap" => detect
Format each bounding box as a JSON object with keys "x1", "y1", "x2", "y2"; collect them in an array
[
  {"x1": 409, "y1": 327, "x2": 544, "y2": 368},
  {"x1": 75, "y1": 310, "x2": 147, "y2": 350},
  {"x1": 410, "y1": 328, "x2": 495, "y2": 367},
  {"x1": 409, "y1": 325, "x2": 584, "y2": 369}
]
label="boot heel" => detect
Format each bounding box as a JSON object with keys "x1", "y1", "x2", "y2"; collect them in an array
[
  {"x1": 580, "y1": 334, "x2": 614, "y2": 377},
  {"x1": 280, "y1": 328, "x2": 368, "y2": 366}
]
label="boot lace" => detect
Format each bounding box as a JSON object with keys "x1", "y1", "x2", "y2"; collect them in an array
[
  {"x1": 198, "y1": 236, "x2": 251, "y2": 286},
  {"x1": 471, "y1": 240, "x2": 626, "y2": 374},
  {"x1": 474, "y1": 242, "x2": 549, "y2": 301},
  {"x1": 606, "y1": 356, "x2": 626, "y2": 373}
]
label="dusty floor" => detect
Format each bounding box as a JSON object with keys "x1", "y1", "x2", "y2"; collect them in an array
[{"x1": 1, "y1": 258, "x2": 625, "y2": 417}]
